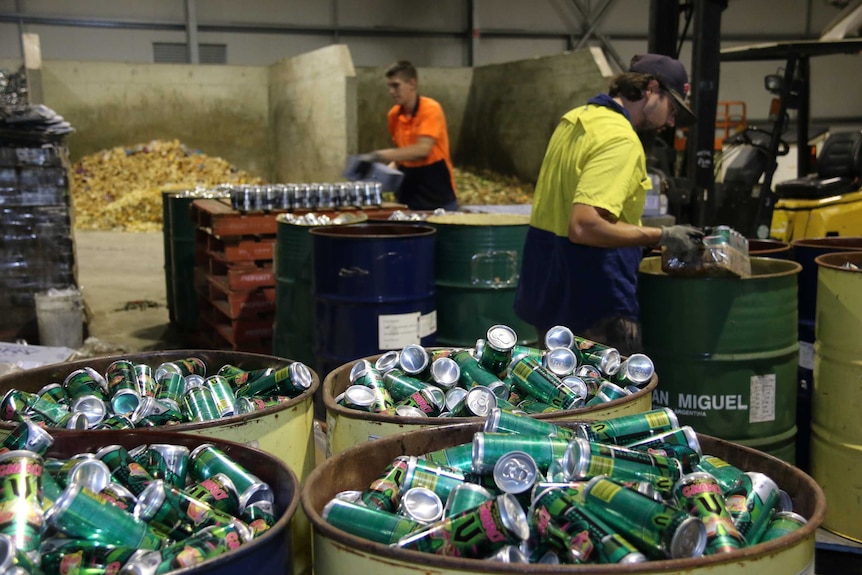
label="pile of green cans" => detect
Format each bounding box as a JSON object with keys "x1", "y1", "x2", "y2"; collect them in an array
[
  {"x1": 335, "y1": 324, "x2": 654, "y2": 417},
  {"x1": 323, "y1": 407, "x2": 807, "y2": 564},
  {"x1": 0, "y1": 356, "x2": 313, "y2": 430},
  {"x1": 0, "y1": 419, "x2": 277, "y2": 574}
]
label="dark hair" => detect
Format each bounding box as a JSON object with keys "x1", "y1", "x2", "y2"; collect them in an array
[
  {"x1": 385, "y1": 60, "x2": 418, "y2": 81},
  {"x1": 608, "y1": 72, "x2": 655, "y2": 101}
]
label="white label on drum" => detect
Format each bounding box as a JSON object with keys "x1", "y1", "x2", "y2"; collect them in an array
[
  {"x1": 798, "y1": 340, "x2": 815, "y2": 371},
  {"x1": 749, "y1": 373, "x2": 776, "y2": 423},
  {"x1": 419, "y1": 310, "x2": 437, "y2": 338},
  {"x1": 379, "y1": 312, "x2": 421, "y2": 349}
]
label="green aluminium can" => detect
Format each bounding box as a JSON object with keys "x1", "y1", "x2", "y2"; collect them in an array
[
  {"x1": 323, "y1": 497, "x2": 422, "y2": 545},
  {"x1": 395, "y1": 388, "x2": 442, "y2": 417},
  {"x1": 155, "y1": 372, "x2": 186, "y2": 408},
  {"x1": 96, "y1": 482, "x2": 137, "y2": 514},
  {"x1": 693, "y1": 455, "x2": 745, "y2": 493},
  {"x1": 472, "y1": 432, "x2": 569, "y2": 474},
  {"x1": 565, "y1": 438, "x2": 683, "y2": 479},
  {"x1": 106, "y1": 360, "x2": 138, "y2": 398},
  {"x1": 135, "y1": 480, "x2": 196, "y2": 540},
  {"x1": 161, "y1": 357, "x2": 207, "y2": 378},
  {"x1": 41, "y1": 468, "x2": 63, "y2": 510},
  {"x1": 217, "y1": 366, "x2": 273, "y2": 391},
  {"x1": 757, "y1": 511, "x2": 807, "y2": 543},
  {"x1": 572, "y1": 336, "x2": 621, "y2": 376},
  {"x1": 673, "y1": 472, "x2": 745, "y2": 555},
  {"x1": 63, "y1": 367, "x2": 108, "y2": 401},
  {"x1": 348, "y1": 361, "x2": 395, "y2": 414},
  {"x1": 532, "y1": 487, "x2": 646, "y2": 564},
  {"x1": 564, "y1": 442, "x2": 680, "y2": 497},
  {"x1": 183, "y1": 386, "x2": 220, "y2": 422},
  {"x1": 443, "y1": 483, "x2": 494, "y2": 517},
  {"x1": 190, "y1": 444, "x2": 273, "y2": 511},
  {"x1": 361, "y1": 456, "x2": 410, "y2": 512},
  {"x1": 610, "y1": 354, "x2": 655, "y2": 388},
  {"x1": 109, "y1": 388, "x2": 142, "y2": 417},
  {"x1": 27, "y1": 394, "x2": 73, "y2": 427},
  {"x1": 241, "y1": 500, "x2": 276, "y2": 538},
  {"x1": 451, "y1": 350, "x2": 503, "y2": 389},
  {"x1": 584, "y1": 381, "x2": 630, "y2": 406},
  {"x1": 396, "y1": 494, "x2": 530, "y2": 558},
  {"x1": 95, "y1": 444, "x2": 156, "y2": 496},
  {"x1": 422, "y1": 444, "x2": 475, "y2": 474},
  {"x1": 40, "y1": 541, "x2": 147, "y2": 575},
  {"x1": 235, "y1": 362, "x2": 313, "y2": 399},
  {"x1": 582, "y1": 476, "x2": 707, "y2": 560},
  {"x1": 645, "y1": 444, "x2": 701, "y2": 474},
  {"x1": 0, "y1": 390, "x2": 35, "y2": 422},
  {"x1": 509, "y1": 356, "x2": 580, "y2": 409},
  {"x1": 204, "y1": 375, "x2": 237, "y2": 417},
  {"x1": 446, "y1": 386, "x2": 497, "y2": 418},
  {"x1": 511, "y1": 344, "x2": 544, "y2": 363},
  {"x1": 93, "y1": 414, "x2": 136, "y2": 431},
  {"x1": 0, "y1": 450, "x2": 44, "y2": 552},
  {"x1": 134, "y1": 364, "x2": 158, "y2": 398},
  {"x1": 186, "y1": 474, "x2": 241, "y2": 516},
  {"x1": 532, "y1": 510, "x2": 592, "y2": 563},
  {"x1": 45, "y1": 481, "x2": 164, "y2": 550},
  {"x1": 0, "y1": 418, "x2": 54, "y2": 455},
  {"x1": 36, "y1": 383, "x2": 68, "y2": 405},
  {"x1": 624, "y1": 426, "x2": 702, "y2": 456},
  {"x1": 483, "y1": 407, "x2": 576, "y2": 440},
  {"x1": 48, "y1": 456, "x2": 111, "y2": 492},
  {"x1": 136, "y1": 521, "x2": 250, "y2": 574},
  {"x1": 147, "y1": 444, "x2": 190, "y2": 490},
  {"x1": 402, "y1": 456, "x2": 467, "y2": 502},
  {"x1": 725, "y1": 472, "x2": 784, "y2": 545},
  {"x1": 514, "y1": 397, "x2": 559, "y2": 414},
  {"x1": 161, "y1": 482, "x2": 237, "y2": 530},
  {"x1": 479, "y1": 325, "x2": 517, "y2": 377},
  {"x1": 576, "y1": 408, "x2": 680, "y2": 444},
  {"x1": 382, "y1": 368, "x2": 426, "y2": 403}
]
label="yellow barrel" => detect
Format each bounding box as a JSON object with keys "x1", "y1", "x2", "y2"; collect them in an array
[
  {"x1": 323, "y1": 353, "x2": 655, "y2": 456},
  {"x1": 303, "y1": 423, "x2": 824, "y2": 575},
  {"x1": 811, "y1": 251, "x2": 862, "y2": 542},
  {"x1": 0, "y1": 349, "x2": 317, "y2": 575}
]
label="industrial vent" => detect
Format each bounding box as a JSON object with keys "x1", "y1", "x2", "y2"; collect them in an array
[{"x1": 153, "y1": 43, "x2": 227, "y2": 64}]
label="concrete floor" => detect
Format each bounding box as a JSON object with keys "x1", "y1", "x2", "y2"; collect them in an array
[{"x1": 76, "y1": 230, "x2": 183, "y2": 354}]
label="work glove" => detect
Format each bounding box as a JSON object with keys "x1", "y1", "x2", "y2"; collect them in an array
[
  {"x1": 659, "y1": 225, "x2": 704, "y2": 255},
  {"x1": 354, "y1": 153, "x2": 381, "y2": 179}
]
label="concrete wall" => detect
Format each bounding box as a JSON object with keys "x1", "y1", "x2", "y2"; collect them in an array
[
  {"x1": 356, "y1": 65, "x2": 473, "y2": 160},
  {"x1": 458, "y1": 49, "x2": 610, "y2": 182},
  {"x1": 12, "y1": 60, "x2": 272, "y2": 178},
  {"x1": 269, "y1": 44, "x2": 356, "y2": 183}
]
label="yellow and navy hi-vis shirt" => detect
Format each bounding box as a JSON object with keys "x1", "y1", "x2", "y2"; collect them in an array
[{"x1": 514, "y1": 95, "x2": 651, "y2": 333}]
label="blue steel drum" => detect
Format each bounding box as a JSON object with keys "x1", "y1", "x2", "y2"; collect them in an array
[
  {"x1": 311, "y1": 223, "x2": 437, "y2": 379},
  {"x1": 790, "y1": 237, "x2": 862, "y2": 471}
]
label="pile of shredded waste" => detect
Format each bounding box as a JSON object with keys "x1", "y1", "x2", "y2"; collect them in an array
[
  {"x1": 70, "y1": 139, "x2": 263, "y2": 231},
  {"x1": 454, "y1": 167, "x2": 534, "y2": 206}
]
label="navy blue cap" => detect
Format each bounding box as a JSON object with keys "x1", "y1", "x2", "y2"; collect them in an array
[{"x1": 629, "y1": 53, "x2": 696, "y2": 127}]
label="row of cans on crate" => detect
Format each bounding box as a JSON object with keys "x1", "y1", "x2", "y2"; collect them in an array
[
  {"x1": 323, "y1": 407, "x2": 807, "y2": 564},
  {"x1": 227, "y1": 181, "x2": 384, "y2": 212},
  {"x1": 335, "y1": 324, "x2": 655, "y2": 418},
  {"x1": 0, "y1": 421, "x2": 276, "y2": 574},
  {"x1": 0, "y1": 357, "x2": 313, "y2": 430}
]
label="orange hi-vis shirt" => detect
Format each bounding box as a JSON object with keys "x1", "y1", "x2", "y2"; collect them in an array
[{"x1": 387, "y1": 95, "x2": 456, "y2": 210}]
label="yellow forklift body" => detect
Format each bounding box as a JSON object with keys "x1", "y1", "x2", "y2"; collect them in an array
[{"x1": 771, "y1": 190, "x2": 862, "y2": 242}]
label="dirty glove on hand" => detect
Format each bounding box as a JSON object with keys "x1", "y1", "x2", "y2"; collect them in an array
[{"x1": 659, "y1": 225, "x2": 705, "y2": 254}]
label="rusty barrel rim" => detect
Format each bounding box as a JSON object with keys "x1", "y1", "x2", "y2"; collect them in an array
[
  {"x1": 814, "y1": 251, "x2": 862, "y2": 271},
  {"x1": 51, "y1": 429, "x2": 299, "y2": 573},
  {"x1": 0, "y1": 349, "x2": 320, "y2": 433},
  {"x1": 322, "y1": 352, "x2": 657, "y2": 423},
  {"x1": 309, "y1": 223, "x2": 436, "y2": 239},
  {"x1": 640, "y1": 256, "x2": 802, "y2": 280},
  {"x1": 748, "y1": 239, "x2": 791, "y2": 256},
  {"x1": 302, "y1": 421, "x2": 825, "y2": 573},
  {"x1": 791, "y1": 236, "x2": 862, "y2": 250}
]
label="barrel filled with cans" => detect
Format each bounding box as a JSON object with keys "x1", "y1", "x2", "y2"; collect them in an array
[
  {"x1": 639, "y1": 257, "x2": 801, "y2": 463},
  {"x1": 302, "y1": 410, "x2": 824, "y2": 575},
  {"x1": 811, "y1": 251, "x2": 862, "y2": 542},
  {"x1": 425, "y1": 213, "x2": 536, "y2": 347},
  {"x1": 0, "y1": 427, "x2": 298, "y2": 574},
  {"x1": 0, "y1": 349, "x2": 318, "y2": 575},
  {"x1": 273, "y1": 211, "x2": 368, "y2": 371},
  {"x1": 323, "y1": 323, "x2": 657, "y2": 456}
]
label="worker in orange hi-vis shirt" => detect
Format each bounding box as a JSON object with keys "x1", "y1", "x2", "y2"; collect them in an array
[{"x1": 358, "y1": 60, "x2": 458, "y2": 211}]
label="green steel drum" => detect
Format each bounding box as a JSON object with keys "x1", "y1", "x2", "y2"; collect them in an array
[
  {"x1": 161, "y1": 190, "x2": 177, "y2": 323},
  {"x1": 639, "y1": 257, "x2": 801, "y2": 462},
  {"x1": 167, "y1": 192, "x2": 200, "y2": 332},
  {"x1": 272, "y1": 213, "x2": 368, "y2": 371},
  {"x1": 811, "y1": 251, "x2": 862, "y2": 542},
  {"x1": 426, "y1": 213, "x2": 536, "y2": 347},
  {"x1": 303, "y1": 423, "x2": 824, "y2": 575}
]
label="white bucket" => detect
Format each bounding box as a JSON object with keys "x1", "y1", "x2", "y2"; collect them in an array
[{"x1": 34, "y1": 287, "x2": 84, "y2": 349}]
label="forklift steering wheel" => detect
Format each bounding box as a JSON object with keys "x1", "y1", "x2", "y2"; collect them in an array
[{"x1": 740, "y1": 127, "x2": 790, "y2": 156}]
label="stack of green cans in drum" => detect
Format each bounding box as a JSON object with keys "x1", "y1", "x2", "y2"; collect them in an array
[
  {"x1": 0, "y1": 420, "x2": 278, "y2": 574},
  {"x1": 334, "y1": 323, "x2": 656, "y2": 418},
  {"x1": 0, "y1": 356, "x2": 314, "y2": 430},
  {"x1": 322, "y1": 407, "x2": 808, "y2": 564}
]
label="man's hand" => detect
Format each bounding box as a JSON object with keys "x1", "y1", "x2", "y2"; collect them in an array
[
  {"x1": 354, "y1": 153, "x2": 382, "y2": 178},
  {"x1": 659, "y1": 225, "x2": 704, "y2": 255}
]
